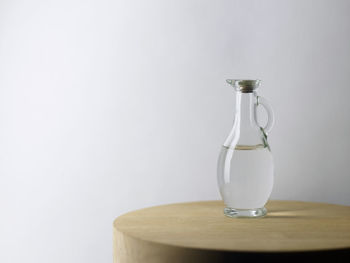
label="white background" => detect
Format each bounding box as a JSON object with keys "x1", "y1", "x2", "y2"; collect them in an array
[{"x1": 1, "y1": 0, "x2": 350, "y2": 262}]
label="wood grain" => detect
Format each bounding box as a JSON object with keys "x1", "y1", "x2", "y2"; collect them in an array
[{"x1": 113, "y1": 200, "x2": 350, "y2": 263}]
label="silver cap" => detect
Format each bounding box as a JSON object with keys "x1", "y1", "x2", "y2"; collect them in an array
[{"x1": 226, "y1": 79, "x2": 261, "y2": 93}]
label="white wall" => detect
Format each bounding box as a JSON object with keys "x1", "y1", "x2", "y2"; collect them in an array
[{"x1": 1, "y1": 0, "x2": 350, "y2": 262}]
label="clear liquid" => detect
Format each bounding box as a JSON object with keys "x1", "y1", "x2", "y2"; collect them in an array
[{"x1": 217, "y1": 145, "x2": 274, "y2": 210}]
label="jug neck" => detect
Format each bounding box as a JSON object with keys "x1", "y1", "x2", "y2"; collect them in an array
[
  {"x1": 234, "y1": 91, "x2": 256, "y2": 129},
  {"x1": 223, "y1": 91, "x2": 258, "y2": 148}
]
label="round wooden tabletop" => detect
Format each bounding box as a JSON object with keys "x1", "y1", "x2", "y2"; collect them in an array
[{"x1": 113, "y1": 200, "x2": 350, "y2": 263}]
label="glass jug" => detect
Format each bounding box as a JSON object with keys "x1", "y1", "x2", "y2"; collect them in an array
[{"x1": 217, "y1": 79, "x2": 274, "y2": 218}]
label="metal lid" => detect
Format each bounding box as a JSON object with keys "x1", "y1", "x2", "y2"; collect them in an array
[{"x1": 226, "y1": 79, "x2": 261, "y2": 93}]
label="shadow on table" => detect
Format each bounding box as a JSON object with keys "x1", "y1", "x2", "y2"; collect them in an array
[
  {"x1": 265, "y1": 206, "x2": 319, "y2": 219},
  {"x1": 264, "y1": 210, "x2": 309, "y2": 219}
]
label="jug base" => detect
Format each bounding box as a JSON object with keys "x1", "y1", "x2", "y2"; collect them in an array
[{"x1": 224, "y1": 207, "x2": 267, "y2": 218}]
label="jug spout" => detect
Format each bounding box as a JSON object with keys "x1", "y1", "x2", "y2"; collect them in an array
[
  {"x1": 226, "y1": 79, "x2": 260, "y2": 93},
  {"x1": 226, "y1": 79, "x2": 235, "y2": 86}
]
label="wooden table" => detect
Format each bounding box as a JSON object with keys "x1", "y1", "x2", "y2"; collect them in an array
[{"x1": 113, "y1": 200, "x2": 350, "y2": 263}]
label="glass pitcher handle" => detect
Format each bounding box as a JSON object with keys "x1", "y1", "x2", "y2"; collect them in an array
[{"x1": 254, "y1": 95, "x2": 275, "y2": 135}]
